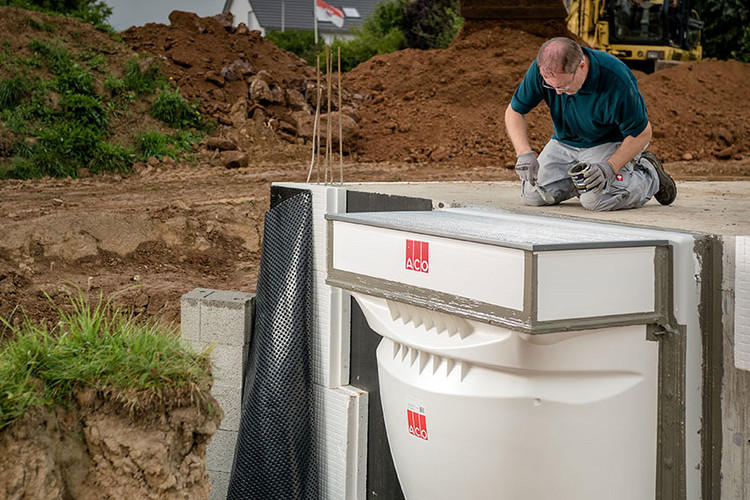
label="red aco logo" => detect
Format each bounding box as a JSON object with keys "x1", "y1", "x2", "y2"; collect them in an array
[
  {"x1": 407, "y1": 407, "x2": 429, "y2": 441},
  {"x1": 405, "y1": 239, "x2": 429, "y2": 273}
]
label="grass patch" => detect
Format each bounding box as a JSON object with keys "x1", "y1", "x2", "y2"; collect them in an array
[
  {"x1": 0, "y1": 292, "x2": 214, "y2": 431},
  {"x1": 26, "y1": 17, "x2": 55, "y2": 32},
  {"x1": 123, "y1": 56, "x2": 164, "y2": 95},
  {"x1": 1, "y1": 39, "x2": 208, "y2": 179},
  {"x1": 89, "y1": 142, "x2": 136, "y2": 174},
  {"x1": 134, "y1": 129, "x2": 205, "y2": 161},
  {"x1": 150, "y1": 89, "x2": 204, "y2": 129},
  {"x1": 0, "y1": 76, "x2": 31, "y2": 111}
]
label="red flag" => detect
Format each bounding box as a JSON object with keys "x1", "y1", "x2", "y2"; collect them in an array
[{"x1": 315, "y1": 0, "x2": 345, "y2": 28}]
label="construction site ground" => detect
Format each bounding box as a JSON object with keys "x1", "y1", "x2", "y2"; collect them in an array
[
  {"x1": 0, "y1": 9, "x2": 749, "y2": 498},
  {"x1": 1, "y1": 10, "x2": 748, "y2": 327}
]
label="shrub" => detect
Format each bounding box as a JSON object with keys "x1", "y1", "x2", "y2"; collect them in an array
[
  {"x1": 55, "y1": 63, "x2": 96, "y2": 96},
  {"x1": 135, "y1": 130, "x2": 170, "y2": 159},
  {"x1": 150, "y1": 89, "x2": 203, "y2": 129},
  {"x1": 323, "y1": 0, "x2": 408, "y2": 72},
  {"x1": 0, "y1": 76, "x2": 30, "y2": 111},
  {"x1": 400, "y1": 0, "x2": 463, "y2": 50},
  {"x1": 0, "y1": 157, "x2": 42, "y2": 180},
  {"x1": 123, "y1": 57, "x2": 164, "y2": 95},
  {"x1": 330, "y1": 26, "x2": 406, "y2": 72},
  {"x1": 89, "y1": 142, "x2": 135, "y2": 174},
  {"x1": 3, "y1": 0, "x2": 114, "y2": 31},
  {"x1": 32, "y1": 121, "x2": 100, "y2": 175},
  {"x1": 60, "y1": 93, "x2": 108, "y2": 128},
  {"x1": 266, "y1": 29, "x2": 326, "y2": 66}
]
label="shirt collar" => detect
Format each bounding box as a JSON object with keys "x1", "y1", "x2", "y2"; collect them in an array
[{"x1": 578, "y1": 46, "x2": 599, "y2": 94}]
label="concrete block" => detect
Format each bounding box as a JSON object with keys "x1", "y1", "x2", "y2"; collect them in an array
[
  {"x1": 200, "y1": 290, "x2": 254, "y2": 346},
  {"x1": 205, "y1": 342, "x2": 245, "y2": 388},
  {"x1": 209, "y1": 470, "x2": 231, "y2": 500},
  {"x1": 180, "y1": 288, "x2": 213, "y2": 342},
  {"x1": 211, "y1": 382, "x2": 242, "y2": 432},
  {"x1": 207, "y1": 428, "x2": 239, "y2": 473},
  {"x1": 180, "y1": 287, "x2": 254, "y2": 494}
]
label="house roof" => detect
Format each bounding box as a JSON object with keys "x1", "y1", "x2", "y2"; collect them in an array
[{"x1": 224, "y1": 0, "x2": 378, "y2": 34}]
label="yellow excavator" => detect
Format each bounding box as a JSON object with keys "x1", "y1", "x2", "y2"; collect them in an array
[{"x1": 460, "y1": 0, "x2": 703, "y2": 72}]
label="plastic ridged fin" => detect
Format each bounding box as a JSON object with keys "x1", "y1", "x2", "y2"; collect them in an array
[
  {"x1": 418, "y1": 351, "x2": 430, "y2": 374},
  {"x1": 387, "y1": 300, "x2": 400, "y2": 322},
  {"x1": 432, "y1": 354, "x2": 441, "y2": 375}
]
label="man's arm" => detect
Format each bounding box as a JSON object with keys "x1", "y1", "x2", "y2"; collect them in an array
[
  {"x1": 504, "y1": 104, "x2": 533, "y2": 156},
  {"x1": 607, "y1": 122, "x2": 653, "y2": 172}
]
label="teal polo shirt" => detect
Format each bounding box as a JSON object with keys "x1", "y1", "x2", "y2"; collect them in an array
[{"x1": 510, "y1": 46, "x2": 649, "y2": 148}]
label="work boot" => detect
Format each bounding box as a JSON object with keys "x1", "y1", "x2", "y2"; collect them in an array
[{"x1": 641, "y1": 152, "x2": 676, "y2": 205}]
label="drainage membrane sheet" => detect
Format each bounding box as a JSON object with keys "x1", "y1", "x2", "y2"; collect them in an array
[{"x1": 228, "y1": 191, "x2": 317, "y2": 500}]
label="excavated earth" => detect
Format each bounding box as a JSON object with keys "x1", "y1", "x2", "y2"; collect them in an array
[{"x1": 1, "y1": 8, "x2": 749, "y2": 499}]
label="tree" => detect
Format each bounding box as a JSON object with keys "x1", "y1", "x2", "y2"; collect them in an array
[
  {"x1": 695, "y1": 0, "x2": 750, "y2": 62},
  {"x1": 399, "y1": 0, "x2": 463, "y2": 50}
]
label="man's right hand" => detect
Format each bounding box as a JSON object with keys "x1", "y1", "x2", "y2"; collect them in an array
[{"x1": 515, "y1": 152, "x2": 539, "y2": 183}]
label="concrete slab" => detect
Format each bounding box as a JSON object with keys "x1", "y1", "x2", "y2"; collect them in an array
[{"x1": 342, "y1": 180, "x2": 750, "y2": 236}]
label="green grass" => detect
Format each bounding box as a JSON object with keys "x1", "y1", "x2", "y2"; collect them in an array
[
  {"x1": 0, "y1": 292, "x2": 215, "y2": 431},
  {"x1": 0, "y1": 43, "x2": 207, "y2": 179},
  {"x1": 150, "y1": 89, "x2": 204, "y2": 129},
  {"x1": 0, "y1": 76, "x2": 30, "y2": 111},
  {"x1": 122, "y1": 56, "x2": 164, "y2": 95}
]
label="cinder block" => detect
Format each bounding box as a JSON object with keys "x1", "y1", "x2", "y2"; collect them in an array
[
  {"x1": 180, "y1": 288, "x2": 214, "y2": 342},
  {"x1": 180, "y1": 287, "x2": 254, "y2": 494},
  {"x1": 211, "y1": 382, "x2": 242, "y2": 432},
  {"x1": 208, "y1": 342, "x2": 245, "y2": 387},
  {"x1": 207, "y1": 428, "x2": 239, "y2": 473},
  {"x1": 200, "y1": 290, "x2": 254, "y2": 346},
  {"x1": 209, "y1": 470, "x2": 231, "y2": 500}
]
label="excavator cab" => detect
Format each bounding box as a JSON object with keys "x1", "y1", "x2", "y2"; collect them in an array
[
  {"x1": 569, "y1": 0, "x2": 703, "y2": 71},
  {"x1": 459, "y1": 0, "x2": 703, "y2": 72}
]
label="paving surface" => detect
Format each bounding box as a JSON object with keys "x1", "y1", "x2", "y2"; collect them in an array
[{"x1": 345, "y1": 180, "x2": 750, "y2": 237}]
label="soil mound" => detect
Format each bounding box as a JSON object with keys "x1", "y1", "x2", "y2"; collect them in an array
[
  {"x1": 344, "y1": 20, "x2": 750, "y2": 166},
  {"x1": 0, "y1": 389, "x2": 222, "y2": 500}
]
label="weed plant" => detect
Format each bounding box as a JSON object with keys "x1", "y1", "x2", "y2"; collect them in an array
[
  {"x1": 89, "y1": 141, "x2": 135, "y2": 174},
  {"x1": 150, "y1": 89, "x2": 204, "y2": 129},
  {"x1": 134, "y1": 130, "x2": 203, "y2": 161},
  {"x1": 0, "y1": 76, "x2": 30, "y2": 110},
  {"x1": 0, "y1": 292, "x2": 214, "y2": 431},
  {"x1": 135, "y1": 130, "x2": 170, "y2": 159},
  {"x1": 0, "y1": 41, "x2": 207, "y2": 179},
  {"x1": 123, "y1": 56, "x2": 164, "y2": 95}
]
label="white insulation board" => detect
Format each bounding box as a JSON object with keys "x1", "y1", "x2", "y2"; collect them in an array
[
  {"x1": 306, "y1": 184, "x2": 350, "y2": 388},
  {"x1": 315, "y1": 385, "x2": 368, "y2": 500},
  {"x1": 735, "y1": 236, "x2": 750, "y2": 371}
]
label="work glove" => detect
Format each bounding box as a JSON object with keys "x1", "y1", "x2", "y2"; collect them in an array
[
  {"x1": 583, "y1": 161, "x2": 615, "y2": 192},
  {"x1": 515, "y1": 152, "x2": 539, "y2": 183}
]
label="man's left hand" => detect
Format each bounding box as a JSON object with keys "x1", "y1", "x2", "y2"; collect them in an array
[{"x1": 583, "y1": 161, "x2": 615, "y2": 192}]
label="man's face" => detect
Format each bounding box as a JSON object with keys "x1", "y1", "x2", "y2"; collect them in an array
[{"x1": 540, "y1": 61, "x2": 584, "y2": 95}]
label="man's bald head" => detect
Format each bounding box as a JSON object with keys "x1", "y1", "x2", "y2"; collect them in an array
[{"x1": 537, "y1": 37, "x2": 584, "y2": 74}]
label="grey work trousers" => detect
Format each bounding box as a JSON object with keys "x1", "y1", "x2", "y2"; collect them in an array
[{"x1": 521, "y1": 139, "x2": 660, "y2": 211}]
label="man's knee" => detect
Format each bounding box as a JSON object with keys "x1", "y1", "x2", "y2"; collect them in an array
[
  {"x1": 579, "y1": 191, "x2": 617, "y2": 211},
  {"x1": 521, "y1": 184, "x2": 546, "y2": 206}
]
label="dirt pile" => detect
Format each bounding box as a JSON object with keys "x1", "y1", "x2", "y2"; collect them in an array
[
  {"x1": 122, "y1": 11, "x2": 359, "y2": 164},
  {"x1": 0, "y1": 389, "x2": 222, "y2": 500},
  {"x1": 344, "y1": 20, "x2": 750, "y2": 167}
]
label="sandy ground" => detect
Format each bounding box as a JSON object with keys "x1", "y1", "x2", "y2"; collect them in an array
[{"x1": 2, "y1": 157, "x2": 748, "y2": 327}]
